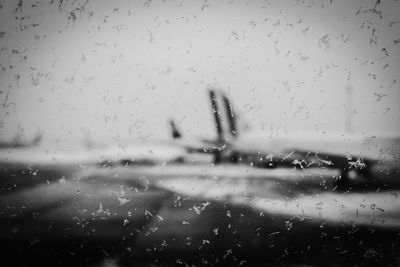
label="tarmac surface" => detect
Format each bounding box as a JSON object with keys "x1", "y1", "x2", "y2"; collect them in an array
[{"x1": 0, "y1": 162, "x2": 400, "y2": 266}]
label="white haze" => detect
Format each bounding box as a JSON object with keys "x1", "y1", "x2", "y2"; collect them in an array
[{"x1": 0, "y1": 0, "x2": 399, "y2": 147}]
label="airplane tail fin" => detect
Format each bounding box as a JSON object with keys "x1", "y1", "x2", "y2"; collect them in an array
[
  {"x1": 221, "y1": 92, "x2": 238, "y2": 138},
  {"x1": 169, "y1": 119, "x2": 182, "y2": 139},
  {"x1": 208, "y1": 88, "x2": 225, "y2": 163},
  {"x1": 31, "y1": 133, "x2": 43, "y2": 146},
  {"x1": 208, "y1": 88, "x2": 224, "y2": 142},
  {"x1": 208, "y1": 88, "x2": 248, "y2": 163},
  {"x1": 208, "y1": 88, "x2": 240, "y2": 141}
]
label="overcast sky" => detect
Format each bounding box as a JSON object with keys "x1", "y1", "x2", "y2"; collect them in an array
[{"x1": 0, "y1": 0, "x2": 399, "y2": 145}]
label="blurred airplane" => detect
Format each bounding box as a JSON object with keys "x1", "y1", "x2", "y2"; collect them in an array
[
  {"x1": 0, "y1": 122, "x2": 217, "y2": 167},
  {"x1": 0, "y1": 132, "x2": 42, "y2": 149},
  {"x1": 171, "y1": 87, "x2": 400, "y2": 187},
  {"x1": 1, "y1": 87, "x2": 399, "y2": 188}
]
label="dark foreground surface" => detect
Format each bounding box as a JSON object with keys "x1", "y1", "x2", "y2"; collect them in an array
[{"x1": 0, "y1": 163, "x2": 400, "y2": 266}]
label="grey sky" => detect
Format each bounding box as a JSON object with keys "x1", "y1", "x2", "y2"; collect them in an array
[{"x1": 0, "y1": 0, "x2": 399, "y2": 145}]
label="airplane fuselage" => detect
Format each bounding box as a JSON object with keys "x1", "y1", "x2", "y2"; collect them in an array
[{"x1": 227, "y1": 131, "x2": 400, "y2": 184}]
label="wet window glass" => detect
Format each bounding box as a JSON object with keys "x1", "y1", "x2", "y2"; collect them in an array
[{"x1": 0, "y1": 0, "x2": 399, "y2": 266}]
